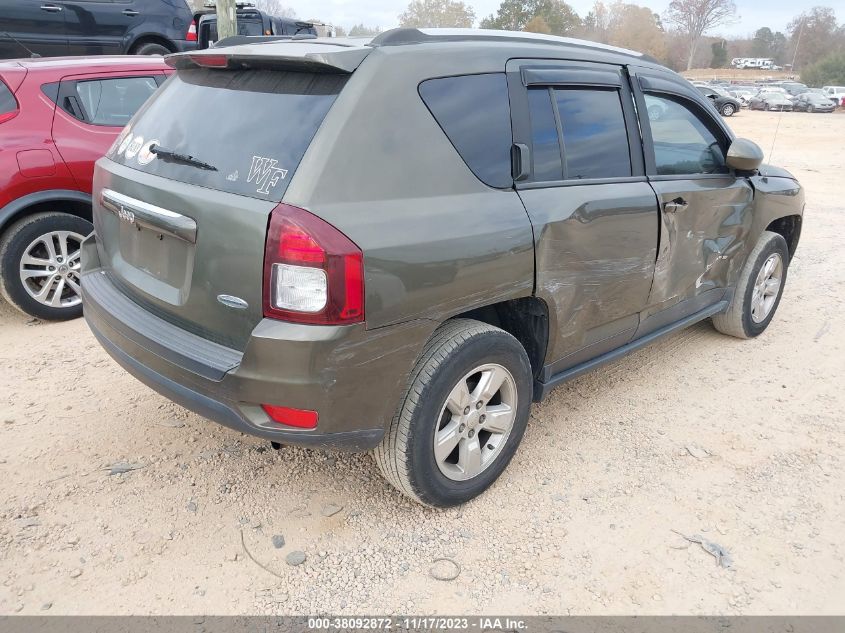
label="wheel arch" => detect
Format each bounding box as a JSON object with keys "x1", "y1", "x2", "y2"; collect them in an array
[
  {"x1": 448, "y1": 297, "x2": 550, "y2": 382},
  {"x1": 766, "y1": 214, "x2": 802, "y2": 261},
  {"x1": 0, "y1": 190, "x2": 92, "y2": 237},
  {"x1": 127, "y1": 34, "x2": 177, "y2": 55}
]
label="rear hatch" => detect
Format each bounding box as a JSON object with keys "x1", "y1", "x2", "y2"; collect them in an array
[{"x1": 92, "y1": 46, "x2": 362, "y2": 350}]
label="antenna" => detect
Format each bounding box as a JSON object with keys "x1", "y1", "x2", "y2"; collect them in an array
[
  {"x1": 770, "y1": 12, "x2": 805, "y2": 164},
  {"x1": 1, "y1": 31, "x2": 41, "y2": 58}
]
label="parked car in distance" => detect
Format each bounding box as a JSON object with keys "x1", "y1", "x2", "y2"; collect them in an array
[
  {"x1": 0, "y1": 56, "x2": 169, "y2": 320},
  {"x1": 194, "y1": 2, "x2": 317, "y2": 49},
  {"x1": 822, "y1": 86, "x2": 845, "y2": 108},
  {"x1": 793, "y1": 92, "x2": 835, "y2": 113},
  {"x1": 728, "y1": 88, "x2": 754, "y2": 107},
  {"x1": 749, "y1": 91, "x2": 794, "y2": 111},
  {"x1": 82, "y1": 29, "x2": 804, "y2": 507},
  {"x1": 0, "y1": 0, "x2": 197, "y2": 59},
  {"x1": 696, "y1": 86, "x2": 741, "y2": 116}
]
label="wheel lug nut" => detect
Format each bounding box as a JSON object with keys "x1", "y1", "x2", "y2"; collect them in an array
[
  {"x1": 475, "y1": 401, "x2": 483, "y2": 409},
  {"x1": 463, "y1": 406, "x2": 470, "y2": 415},
  {"x1": 479, "y1": 414, "x2": 486, "y2": 423},
  {"x1": 56, "y1": 256, "x2": 63, "y2": 263},
  {"x1": 458, "y1": 423, "x2": 466, "y2": 433},
  {"x1": 468, "y1": 430, "x2": 475, "y2": 438},
  {"x1": 48, "y1": 266, "x2": 55, "y2": 271}
]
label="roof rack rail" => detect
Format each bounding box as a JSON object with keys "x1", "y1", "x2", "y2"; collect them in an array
[{"x1": 369, "y1": 27, "x2": 645, "y2": 59}]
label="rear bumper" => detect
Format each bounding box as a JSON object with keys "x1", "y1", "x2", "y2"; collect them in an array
[{"x1": 81, "y1": 236, "x2": 435, "y2": 451}]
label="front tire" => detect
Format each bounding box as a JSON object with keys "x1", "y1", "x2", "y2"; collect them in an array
[
  {"x1": 0, "y1": 212, "x2": 92, "y2": 320},
  {"x1": 712, "y1": 231, "x2": 790, "y2": 339},
  {"x1": 721, "y1": 103, "x2": 736, "y2": 116},
  {"x1": 374, "y1": 319, "x2": 532, "y2": 507}
]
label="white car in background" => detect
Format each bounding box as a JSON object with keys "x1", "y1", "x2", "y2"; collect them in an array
[{"x1": 822, "y1": 86, "x2": 845, "y2": 108}]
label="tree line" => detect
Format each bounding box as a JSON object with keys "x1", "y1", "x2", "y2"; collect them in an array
[{"x1": 257, "y1": 0, "x2": 845, "y2": 85}]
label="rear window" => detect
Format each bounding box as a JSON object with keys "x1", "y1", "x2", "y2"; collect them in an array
[
  {"x1": 419, "y1": 73, "x2": 513, "y2": 189},
  {"x1": 0, "y1": 79, "x2": 16, "y2": 114},
  {"x1": 107, "y1": 68, "x2": 346, "y2": 201}
]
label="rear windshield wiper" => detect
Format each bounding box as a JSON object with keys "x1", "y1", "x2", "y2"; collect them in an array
[{"x1": 150, "y1": 145, "x2": 217, "y2": 171}]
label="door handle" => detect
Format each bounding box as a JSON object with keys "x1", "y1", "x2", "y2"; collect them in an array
[
  {"x1": 40, "y1": 4, "x2": 63, "y2": 11},
  {"x1": 664, "y1": 198, "x2": 689, "y2": 213},
  {"x1": 122, "y1": 9, "x2": 139, "y2": 16}
]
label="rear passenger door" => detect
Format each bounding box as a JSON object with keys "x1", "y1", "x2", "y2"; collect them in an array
[
  {"x1": 631, "y1": 70, "x2": 754, "y2": 334},
  {"x1": 507, "y1": 60, "x2": 660, "y2": 378}
]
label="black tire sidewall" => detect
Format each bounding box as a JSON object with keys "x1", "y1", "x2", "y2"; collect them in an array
[
  {"x1": 134, "y1": 43, "x2": 171, "y2": 56},
  {"x1": 1, "y1": 214, "x2": 92, "y2": 320},
  {"x1": 406, "y1": 332, "x2": 532, "y2": 507},
  {"x1": 740, "y1": 234, "x2": 789, "y2": 338}
]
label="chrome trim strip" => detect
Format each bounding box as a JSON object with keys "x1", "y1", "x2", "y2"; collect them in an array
[{"x1": 101, "y1": 189, "x2": 197, "y2": 244}]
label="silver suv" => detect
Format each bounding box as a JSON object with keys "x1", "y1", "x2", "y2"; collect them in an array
[{"x1": 82, "y1": 29, "x2": 804, "y2": 506}]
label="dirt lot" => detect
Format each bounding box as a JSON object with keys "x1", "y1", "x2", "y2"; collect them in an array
[{"x1": 1, "y1": 110, "x2": 844, "y2": 616}]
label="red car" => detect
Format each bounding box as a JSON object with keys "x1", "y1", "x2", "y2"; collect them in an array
[{"x1": 0, "y1": 56, "x2": 170, "y2": 320}]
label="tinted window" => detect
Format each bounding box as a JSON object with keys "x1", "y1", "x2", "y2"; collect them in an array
[
  {"x1": 419, "y1": 73, "x2": 513, "y2": 188},
  {"x1": 0, "y1": 79, "x2": 17, "y2": 115},
  {"x1": 108, "y1": 69, "x2": 346, "y2": 201},
  {"x1": 644, "y1": 94, "x2": 727, "y2": 176},
  {"x1": 526, "y1": 86, "x2": 631, "y2": 182},
  {"x1": 527, "y1": 88, "x2": 562, "y2": 181},
  {"x1": 554, "y1": 88, "x2": 631, "y2": 179},
  {"x1": 75, "y1": 76, "x2": 158, "y2": 127}
]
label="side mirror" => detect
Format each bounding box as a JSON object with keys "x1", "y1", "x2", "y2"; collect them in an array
[{"x1": 726, "y1": 138, "x2": 764, "y2": 172}]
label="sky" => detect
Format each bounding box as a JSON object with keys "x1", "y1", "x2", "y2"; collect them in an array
[{"x1": 287, "y1": 0, "x2": 816, "y2": 37}]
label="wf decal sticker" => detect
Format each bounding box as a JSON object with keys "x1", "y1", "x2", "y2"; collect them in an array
[{"x1": 247, "y1": 156, "x2": 288, "y2": 195}]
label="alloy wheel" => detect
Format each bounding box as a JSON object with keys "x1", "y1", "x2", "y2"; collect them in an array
[
  {"x1": 18, "y1": 230, "x2": 84, "y2": 309},
  {"x1": 751, "y1": 253, "x2": 783, "y2": 324},
  {"x1": 433, "y1": 363, "x2": 518, "y2": 482}
]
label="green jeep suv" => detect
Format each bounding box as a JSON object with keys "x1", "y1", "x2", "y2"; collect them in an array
[{"x1": 82, "y1": 29, "x2": 804, "y2": 507}]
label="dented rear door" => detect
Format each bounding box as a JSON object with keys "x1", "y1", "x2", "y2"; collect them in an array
[{"x1": 507, "y1": 60, "x2": 659, "y2": 377}]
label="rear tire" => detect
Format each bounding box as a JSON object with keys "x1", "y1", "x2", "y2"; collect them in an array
[
  {"x1": 0, "y1": 212, "x2": 92, "y2": 320},
  {"x1": 133, "y1": 42, "x2": 171, "y2": 56},
  {"x1": 712, "y1": 231, "x2": 790, "y2": 339},
  {"x1": 374, "y1": 319, "x2": 532, "y2": 507}
]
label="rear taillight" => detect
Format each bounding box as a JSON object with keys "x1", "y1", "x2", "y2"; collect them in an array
[
  {"x1": 263, "y1": 203, "x2": 364, "y2": 325},
  {"x1": 186, "y1": 19, "x2": 197, "y2": 41}
]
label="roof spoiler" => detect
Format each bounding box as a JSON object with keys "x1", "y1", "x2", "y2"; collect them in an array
[{"x1": 167, "y1": 43, "x2": 371, "y2": 74}]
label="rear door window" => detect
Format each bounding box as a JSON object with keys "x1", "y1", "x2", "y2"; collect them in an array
[
  {"x1": 419, "y1": 73, "x2": 513, "y2": 189},
  {"x1": 526, "y1": 86, "x2": 632, "y2": 182},
  {"x1": 73, "y1": 76, "x2": 159, "y2": 127},
  {"x1": 108, "y1": 68, "x2": 347, "y2": 201},
  {"x1": 0, "y1": 79, "x2": 16, "y2": 116}
]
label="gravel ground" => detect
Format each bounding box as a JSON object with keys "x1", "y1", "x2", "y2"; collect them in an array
[{"x1": 1, "y1": 111, "x2": 843, "y2": 615}]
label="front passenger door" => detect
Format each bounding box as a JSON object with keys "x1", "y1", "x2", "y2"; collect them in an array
[{"x1": 634, "y1": 76, "x2": 754, "y2": 335}]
